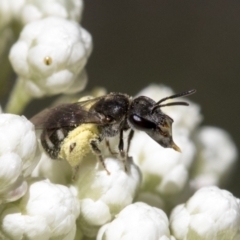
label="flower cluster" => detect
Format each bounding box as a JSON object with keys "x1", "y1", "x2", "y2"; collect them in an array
[
  {"x1": 170, "y1": 186, "x2": 240, "y2": 240},
  {"x1": 0, "y1": 1, "x2": 239, "y2": 240},
  {"x1": 0, "y1": 113, "x2": 39, "y2": 203},
  {"x1": 2, "y1": 0, "x2": 91, "y2": 114}
]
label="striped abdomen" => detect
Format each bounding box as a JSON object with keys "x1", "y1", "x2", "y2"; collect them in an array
[{"x1": 41, "y1": 126, "x2": 74, "y2": 159}]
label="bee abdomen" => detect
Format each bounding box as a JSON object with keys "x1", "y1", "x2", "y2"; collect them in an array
[{"x1": 41, "y1": 127, "x2": 72, "y2": 159}]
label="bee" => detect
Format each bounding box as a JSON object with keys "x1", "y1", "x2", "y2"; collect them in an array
[{"x1": 31, "y1": 89, "x2": 196, "y2": 174}]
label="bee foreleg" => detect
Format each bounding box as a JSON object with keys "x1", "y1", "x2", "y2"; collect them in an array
[
  {"x1": 118, "y1": 129, "x2": 128, "y2": 172},
  {"x1": 118, "y1": 129, "x2": 125, "y2": 158},
  {"x1": 126, "y1": 129, "x2": 134, "y2": 156},
  {"x1": 90, "y1": 139, "x2": 110, "y2": 175}
]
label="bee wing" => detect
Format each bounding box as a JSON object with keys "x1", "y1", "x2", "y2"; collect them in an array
[{"x1": 31, "y1": 97, "x2": 105, "y2": 129}]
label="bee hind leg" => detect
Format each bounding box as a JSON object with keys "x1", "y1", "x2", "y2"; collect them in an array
[
  {"x1": 71, "y1": 165, "x2": 80, "y2": 181},
  {"x1": 90, "y1": 139, "x2": 110, "y2": 175}
]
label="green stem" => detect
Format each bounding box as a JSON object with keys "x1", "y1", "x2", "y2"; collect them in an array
[
  {"x1": 5, "y1": 78, "x2": 32, "y2": 114},
  {"x1": 0, "y1": 56, "x2": 13, "y2": 98}
]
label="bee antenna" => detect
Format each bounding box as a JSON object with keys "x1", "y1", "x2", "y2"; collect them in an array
[{"x1": 151, "y1": 89, "x2": 196, "y2": 113}]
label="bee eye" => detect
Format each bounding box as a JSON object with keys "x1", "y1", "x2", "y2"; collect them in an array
[{"x1": 129, "y1": 114, "x2": 156, "y2": 131}]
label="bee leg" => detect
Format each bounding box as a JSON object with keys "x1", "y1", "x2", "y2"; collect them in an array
[
  {"x1": 126, "y1": 129, "x2": 134, "y2": 157},
  {"x1": 105, "y1": 139, "x2": 118, "y2": 155},
  {"x1": 90, "y1": 139, "x2": 110, "y2": 175},
  {"x1": 71, "y1": 165, "x2": 80, "y2": 181},
  {"x1": 118, "y1": 129, "x2": 125, "y2": 158},
  {"x1": 118, "y1": 129, "x2": 128, "y2": 172}
]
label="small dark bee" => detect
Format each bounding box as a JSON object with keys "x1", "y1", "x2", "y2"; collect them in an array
[{"x1": 31, "y1": 89, "x2": 196, "y2": 174}]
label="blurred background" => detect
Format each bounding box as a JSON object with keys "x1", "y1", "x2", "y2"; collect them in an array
[
  {"x1": 1, "y1": 1, "x2": 240, "y2": 195},
  {"x1": 82, "y1": 0, "x2": 240, "y2": 196}
]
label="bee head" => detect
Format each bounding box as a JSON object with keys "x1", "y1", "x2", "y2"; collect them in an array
[{"x1": 128, "y1": 89, "x2": 196, "y2": 152}]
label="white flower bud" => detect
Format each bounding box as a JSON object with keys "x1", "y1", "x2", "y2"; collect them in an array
[
  {"x1": 9, "y1": 16, "x2": 92, "y2": 98},
  {"x1": 190, "y1": 127, "x2": 238, "y2": 189},
  {"x1": 0, "y1": 0, "x2": 83, "y2": 30},
  {"x1": 19, "y1": 0, "x2": 84, "y2": 25},
  {"x1": 73, "y1": 157, "x2": 141, "y2": 238},
  {"x1": 97, "y1": 202, "x2": 176, "y2": 240},
  {"x1": 170, "y1": 186, "x2": 240, "y2": 240},
  {"x1": 1, "y1": 179, "x2": 80, "y2": 240},
  {"x1": 0, "y1": 113, "x2": 39, "y2": 202}
]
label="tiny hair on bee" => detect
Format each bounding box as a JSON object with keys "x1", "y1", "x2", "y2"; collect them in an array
[{"x1": 31, "y1": 89, "x2": 196, "y2": 176}]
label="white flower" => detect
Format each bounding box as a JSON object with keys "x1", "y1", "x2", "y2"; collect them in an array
[
  {"x1": 170, "y1": 186, "x2": 240, "y2": 240},
  {"x1": 97, "y1": 202, "x2": 176, "y2": 240},
  {"x1": 18, "y1": 0, "x2": 83, "y2": 25},
  {"x1": 0, "y1": 179, "x2": 80, "y2": 240},
  {"x1": 1, "y1": 1, "x2": 85, "y2": 109},
  {"x1": 0, "y1": 0, "x2": 83, "y2": 30},
  {"x1": 7, "y1": 16, "x2": 92, "y2": 113},
  {"x1": 72, "y1": 156, "x2": 141, "y2": 238},
  {"x1": 190, "y1": 126, "x2": 238, "y2": 189},
  {"x1": 9, "y1": 16, "x2": 92, "y2": 99},
  {"x1": 0, "y1": 113, "x2": 39, "y2": 202}
]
